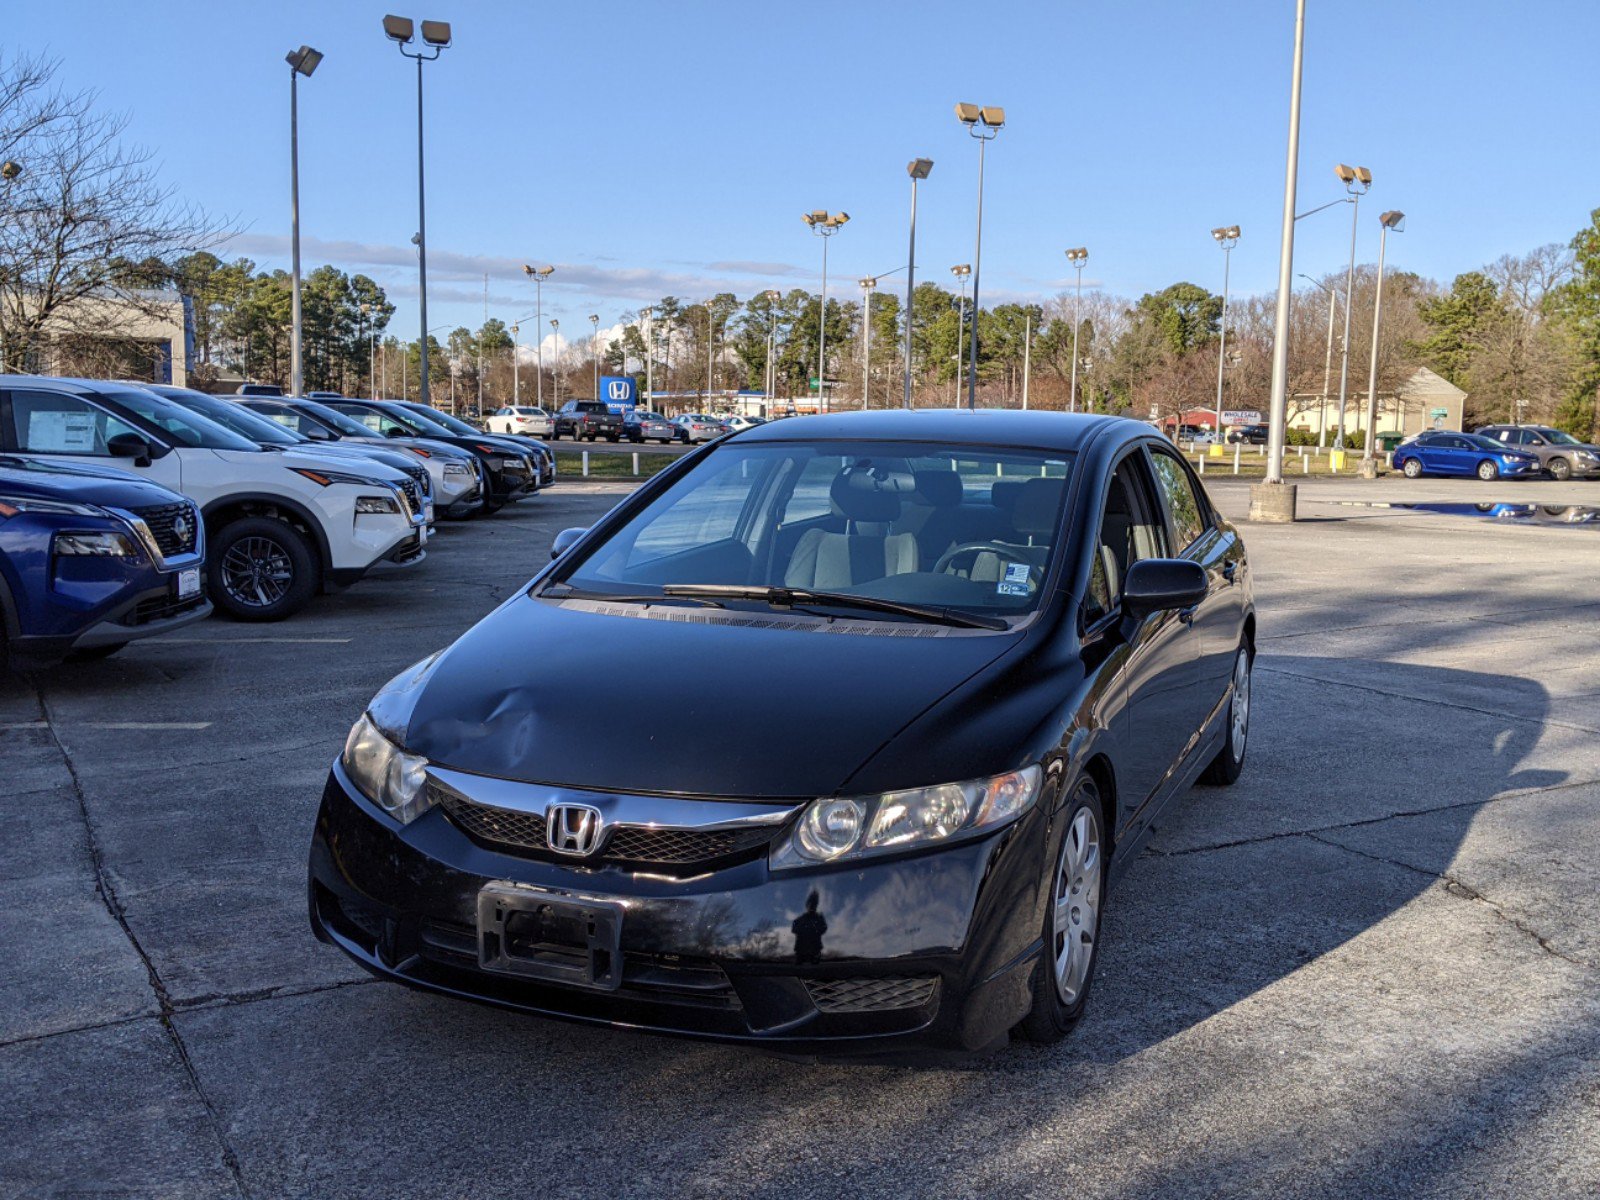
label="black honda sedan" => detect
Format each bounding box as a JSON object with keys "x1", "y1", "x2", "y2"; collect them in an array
[{"x1": 308, "y1": 410, "x2": 1254, "y2": 1054}]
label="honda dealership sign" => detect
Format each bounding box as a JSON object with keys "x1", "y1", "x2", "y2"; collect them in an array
[{"x1": 600, "y1": 376, "x2": 637, "y2": 412}]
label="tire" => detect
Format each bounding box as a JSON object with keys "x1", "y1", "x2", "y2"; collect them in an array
[
  {"x1": 1477, "y1": 459, "x2": 1499, "y2": 481},
  {"x1": 69, "y1": 642, "x2": 128, "y2": 661},
  {"x1": 607, "y1": 435, "x2": 620, "y2": 443},
  {"x1": 1199, "y1": 642, "x2": 1252, "y2": 785},
  {"x1": 1549, "y1": 456, "x2": 1572, "y2": 481},
  {"x1": 207, "y1": 516, "x2": 319, "y2": 622},
  {"x1": 1401, "y1": 457, "x2": 1422, "y2": 479},
  {"x1": 1019, "y1": 777, "x2": 1107, "y2": 1044}
]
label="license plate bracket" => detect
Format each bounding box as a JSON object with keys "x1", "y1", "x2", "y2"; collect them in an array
[
  {"x1": 477, "y1": 884, "x2": 623, "y2": 991},
  {"x1": 175, "y1": 567, "x2": 201, "y2": 600}
]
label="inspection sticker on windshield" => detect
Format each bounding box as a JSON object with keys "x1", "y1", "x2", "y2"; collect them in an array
[{"x1": 997, "y1": 562, "x2": 1031, "y2": 596}]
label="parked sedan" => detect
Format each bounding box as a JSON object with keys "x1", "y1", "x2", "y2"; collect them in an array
[
  {"x1": 486, "y1": 406, "x2": 553, "y2": 438},
  {"x1": 1226, "y1": 424, "x2": 1268, "y2": 445},
  {"x1": 1, "y1": 456, "x2": 209, "y2": 667},
  {"x1": 623, "y1": 411, "x2": 676, "y2": 443},
  {"x1": 721, "y1": 415, "x2": 768, "y2": 434},
  {"x1": 308, "y1": 410, "x2": 1254, "y2": 1055},
  {"x1": 673, "y1": 413, "x2": 725, "y2": 443},
  {"x1": 1476, "y1": 424, "x2": 1600, "y2": 481},
  {"x1": 1392, "y1": 431, "x2": 1543, "y2": 481}
]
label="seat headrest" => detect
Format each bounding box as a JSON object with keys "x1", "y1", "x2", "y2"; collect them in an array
[
  {"x1": 911, "y1": 469, "x2": 962, "y2": 509},
  {"x1": 990, "y1": 479, "x2": 1025, "y2": 514},
  {"x1": 830, "y1": 468, "x2": 905, "y2": 523},
  {"x1": 1013, "y1": 477, "x2": 1066, "y2": 537}
]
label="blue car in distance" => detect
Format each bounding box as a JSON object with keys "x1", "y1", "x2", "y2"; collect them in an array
[
  {"x1": 0, "y1": 456, "x2": 211, "y2": 668},
  {"x1": 1392, "y1": 431, "x2": 1543, "y2": 481}
]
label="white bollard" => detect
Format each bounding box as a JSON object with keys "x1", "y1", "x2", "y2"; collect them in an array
[
  {"x1": 1303, "y1": 453, "x2": 1310, "y2": 474},
  {"x1": 1233, "y1": 442, "x2": 1241, "y2": 475},
  {"x1": 632, "y1": 452, "x2": 640, "y2": 476},
  {"x1": 1197, "y1": 453, "x2": 1205, "y2": 475},
  {"x1": 582, "y1": 450, "x2": 590, "y2": 477}
]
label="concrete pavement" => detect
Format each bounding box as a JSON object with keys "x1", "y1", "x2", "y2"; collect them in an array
[{"x1": 3, "y1": 475, "x2": 1597, "y2": 1198}]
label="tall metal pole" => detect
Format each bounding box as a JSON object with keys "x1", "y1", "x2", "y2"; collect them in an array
[
  {"x1": 512, "y1": 323, "x2": 520, "y2": 404},
  {"x1": 536, "y1": 277, "x2": 544, "y2": 406},
  {"x1": 1069, "y1": 263, "x2": 1084, "y2": 412},
  {"x1": 1334, "y1": 192, "x2": 1361, "y2": 448},
  {"x1": 593, "y1": 313, "x2": 601, "y2": 399},
  {"x1": 289, "y1": 66, "x2": 304, "y2": 397},
  {"x1": 1021, "y1": 310, "x2": 1032, "y2": 410},
  {"x1": 1214, "y1": 240, "x2": 1233, "y2": 432},
  {"x1": 766, "y1": 303, "x2": 776, "y2": 409},
  {"x1": 967, "y1": 135, "x2": 985, "y2": 410},
  {"x1": 1319, "y1": 287, "x2": 1338, "y2": 447},
  {"x1": 859, "y1": 278, "x2": 875, "y2": 407},
  {"x1": 644, "y1": 308, "x2": 655, "y2": 410},
  {"x1": 414, "y1": 54, "x2": 431, "y2": 406},
  {"x1": 818, "y1": 238, "x2": 829, "y2": 413},
  {"x1": 704, "y1": 305, "x2": 714, "y2": 405},
  {"x1": 903, "y1": 172, "x2": 921, "y2": 409},
  {"x1": 1261, "y1": 0, "x2": 1305, "y2": 495},
  {"x1": 1362, "y1": 213, "x2": 1403, "y2": 469}
]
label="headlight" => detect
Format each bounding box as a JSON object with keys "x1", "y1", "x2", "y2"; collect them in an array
[
  {"x1": 341, "y1": 713, "x2": 433, "y2": 824},
  {"x1": 354, "y1": 494, "x2": 400, "y2": 514},
  {"x1": 771, "y1": 765, "x2": 1042, "y2": 869},
  {"x1": 443, "y1": 460, "x2": 471, "y2": 477},
  {"x1": 0, "y1": 494, "x2": 108, "y2": 518},
  {"x1": 54, "y1": 530, "x2": 138, "y2": 556}
]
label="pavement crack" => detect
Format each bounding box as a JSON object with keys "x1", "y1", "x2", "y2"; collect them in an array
[
  {"x1": 1305, "y1": 832, "x2": 1595, "y2": 971},
  {"x1": 33, "y1": 683, "x2": 253, "y2": 1200}
]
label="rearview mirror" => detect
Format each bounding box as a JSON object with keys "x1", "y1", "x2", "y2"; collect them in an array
[
  {"x1": 551, "y1": 526, "x2": 587, "y2": 560},
  {"x1": 1122, "y1": 558, "x2": 1207, "y2": 618},
  {"x1": 106, "y1": 432, "x2": 152, "y2": 466}
]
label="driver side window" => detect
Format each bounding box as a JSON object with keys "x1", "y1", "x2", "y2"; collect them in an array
[{"x1": 1084, "y1": 457, "x2": 1164, "y2": 626}]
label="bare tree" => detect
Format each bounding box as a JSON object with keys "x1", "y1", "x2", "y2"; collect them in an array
[{"x1": 0, "y1": 54, "x2": 228, "y2": 371}]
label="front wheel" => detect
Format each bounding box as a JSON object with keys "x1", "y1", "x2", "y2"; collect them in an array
[
  {"x1": 1401, "y1": 457, "x2": 1423, "y2": 479},
  {"x1": 1549, "y1": 456, "x2": 1572, "y2": 481},
  {"x1": 1477, "y1": 459, "x2": 1500, "y2": 482},
  {"x1": 1200, "y1": 643, "x2": 1252, "y2": 785},
  {"x1": 208, "y1": 516, "x2": 319, "y2": 621},
  {"x1": 1018, "y1": 778, "x2": 1106, "y2": 1044}
]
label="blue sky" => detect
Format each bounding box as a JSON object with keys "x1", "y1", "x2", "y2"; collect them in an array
[{"x1": 13, "y1": 1, "x2": 1600, "y2": 346}]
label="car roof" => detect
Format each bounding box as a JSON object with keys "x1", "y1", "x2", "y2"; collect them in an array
[{"x1": 733, "y1": 408, "x2": 1140, "y2": 453}]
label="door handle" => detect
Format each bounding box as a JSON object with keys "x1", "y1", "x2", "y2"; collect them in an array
[{"x1": 1178, "y1": 606, "x2": 1197, "y2": 626}]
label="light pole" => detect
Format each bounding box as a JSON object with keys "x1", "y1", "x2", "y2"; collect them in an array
[
  {"x1": 950, "y1": 264, "x2": 971, "y2": 405},
  {"x1": 955, "y1": 104, "x2": 1003, "y2": 410},
  {"x1": 1300, "y1": 273, "x2": 1343, "y2": 448},
  {"x1": 762, "y1": 290, "x2": 780, "y2": 412},
  {"x1": 522, "y1": 264, "x2": 554, "y2": 406},
  {"x1": 511, "y1": 321, "x2": 521, "y2": 404},
  {"x1": 285, "y1": 45, "x2": 322, "y2": 399},
  {"x1": 1255, "y1": 0, "x2": 1305, "y2": 519},
  {"x1": 859, "y1": 276, "x2": 877, "y2": 408},
  {"x1": 802, "y1": 210, "x2": 849, "y2": 413},
  {"x1": 641, "y1": 306, "x2": 655, "y2": 410},
  {"x1": 1210, "y1": 226, "x2": 1240, "y2": 435},
  {"x1": 1333, "y1": 163, "x2": 1372, "y2": 449},
  {"x1": 703, "y1": 303, "x2": 715, "y2": 406},
  {"x1": 1064, "y1": 247, "x2": 1088, "y2": 412},
  {"x1": 383, "y1": 16, "x2": 451, "y2": 407},
  {"x1": 589, "y1": 313, "x2": 600, "y2": 398},
  {"x1": 904, "y1": 158, "x2": 933, "y2": 409},
  {"x1": 548, "y1": 318, "x2": 560, "y2": 407},
  {"x1": 1361, "y1": 210, "x2": 1406, "y2": 474}
]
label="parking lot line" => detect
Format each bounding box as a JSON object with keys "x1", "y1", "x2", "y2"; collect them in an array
[{"x1": 155, "y1": 637, "x2": 354, "y2": 644}]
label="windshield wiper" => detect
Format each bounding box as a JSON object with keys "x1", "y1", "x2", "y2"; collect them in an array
[
  {"x1": 659, "y1": 584, "x2": 1009, "y2": 631},
  {"x1": 539, "y1": 583, "x2": 724, "y2": 608}
]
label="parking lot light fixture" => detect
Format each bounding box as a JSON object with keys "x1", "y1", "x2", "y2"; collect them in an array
[
  {"x1": 1210, "y1": 226, "x2": 1240, "y2": 434},
  {"x1": 1260, "y1": 0, "x2": 1306, "y2": 504},
  {"x1": 1333, "y1": 162, "x2": 1372, "y2": 449},
  {"x1": 859, "y1": 277, "x2": 877, "y2": 408},
  {"x1": 950, "y1": 264, "x2": 972, "y2": 404},
  {"x1": 522, "y1": 264, "x2": 553, "y2": 405},
  {"x1": 286, "y1": 44, "x2": 322, "y2": 401},
  {"x1": 1360, "y1": 210, "x2": 1406, "y2": 474},
  {"x1": 804, "y1": 211, "x2": 849, "y2": 413},
  {"x1": 589, "y1": 314, "x2": 600, "y2": 398},
  {"x1": 956, "y1": 103, "x2": 1003, "y2": 409},
  {"x1": 904, "y1": 158, "x2": 933, "y2": 409},
  {"x1": 384, "y1": 14, "x2": 452, "y2": 406},
  {"x1": 762, "y1": 290, "x2": 781, "y2": 410},
  {"x1": 1064, "y1": 248, "x2": 1089, "y2": 413},
  {"x1": 0, "y1": 160, "x2": 22, "y2": 182},
  {"x1": 548, "y1": 318, "x2": 561, "y2": 407}
]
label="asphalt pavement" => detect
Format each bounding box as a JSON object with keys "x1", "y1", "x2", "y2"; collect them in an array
[{"x1": 3, "y1": 474, "x2": 1598, "y2": 1198}]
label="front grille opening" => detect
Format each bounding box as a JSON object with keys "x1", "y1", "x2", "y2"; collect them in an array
[
  {"x1": 130, "y1": 501, "x2": 199, "y2": 557},
  {"x1": 123, "y1": 592, "x2": 207, "y2": 627},
  {"x1": 804, "y1": 976, "x2": 939, "y2": 1013}
]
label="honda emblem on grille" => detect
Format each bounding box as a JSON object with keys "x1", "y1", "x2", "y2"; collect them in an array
[{"x1": 545, "y1": 804, "x2": 603, "y2": 856}]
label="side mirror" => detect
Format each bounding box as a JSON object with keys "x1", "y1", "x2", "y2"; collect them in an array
[
  {"x1": 1122, "y1": 558, "x2": 1208, "y2": 618},
  {"x1": 550, "y1": 526, "x2": 587, "y2": 560},
  {"x1": 384, "y1": 427, "x2": 408, "y2": 438},
  {"x1": 106, "y1": 432, "x2": 152, "y2": 466},
  {"x1": 303, "y1": 424, "x2": 333, "y2": 440}
]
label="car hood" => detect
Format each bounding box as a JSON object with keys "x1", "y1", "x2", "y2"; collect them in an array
[
  {"x1": 399, "y1": 595, "x2": 1020, "y2": 799},
  {"x1": 209, "y1": 447, "x2": 406, "y2": 481},
  {"x1": 0, "y1": 459, "x2": 187, "y2": 508}
]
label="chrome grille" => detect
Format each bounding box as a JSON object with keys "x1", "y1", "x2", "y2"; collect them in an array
[
  {"x1": 804, "y1": 976, "x2": 940, "y2": 1013},
  {"x1": 401, "y1": 463, "x2": 432, "y2": 498},
  {"x1": 130, "y1": 501, "x2": 198, "y2": 557},
  {"x1": 396, "y1": 479, "x2": 423, "y2": 516}
]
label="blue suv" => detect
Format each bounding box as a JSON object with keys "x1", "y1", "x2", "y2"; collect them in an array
[{"x1": 0, "y1": 456, "x2": 211, "y2": 668}]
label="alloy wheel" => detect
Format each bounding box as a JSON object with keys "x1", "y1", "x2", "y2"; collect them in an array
[
  {"x1": 1230, "y1": 648, "x2": 1251, "y2": 760},
  {"x1": 1053, "y1": 805, "x2": 1103, "y2": 1005},
  {"x1": 221, "y1": 536, "x2": 293, "y2": 609}
]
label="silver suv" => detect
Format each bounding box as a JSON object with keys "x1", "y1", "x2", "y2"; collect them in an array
[{"x1": 1476, "y1": 425, "x2": 1600, "y2": 481}]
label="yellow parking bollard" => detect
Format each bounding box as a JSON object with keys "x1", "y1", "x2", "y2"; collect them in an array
[{"x1": 1329, "y1": 448, "x2": 1345, "y2": 472}]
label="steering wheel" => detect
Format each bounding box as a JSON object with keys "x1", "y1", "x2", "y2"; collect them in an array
[{"x1": 933, "y1": 541, "x2": 1043, "y2": 588}]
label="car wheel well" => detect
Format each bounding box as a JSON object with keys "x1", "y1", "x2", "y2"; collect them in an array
[
  {"x1": 1081, "y1": 753, "x2": 1117, "y2": 856},
  {"x1": 1242, "y1": 613, "x2": 1256, "y2": 655},
  {"x1": 204, "y1": 499, "x2": 327, "y2": 569}
]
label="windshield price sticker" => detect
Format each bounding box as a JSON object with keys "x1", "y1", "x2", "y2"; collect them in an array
[{"x1": 998, "y1": 561, "x2": 1031, "y2": 596}]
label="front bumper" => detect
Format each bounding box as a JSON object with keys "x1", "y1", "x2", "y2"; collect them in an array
[{"x1": 307, "y1": 765, "x2": 1048, "y2": 1053}]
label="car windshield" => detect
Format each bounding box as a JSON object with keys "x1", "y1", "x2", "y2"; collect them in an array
[
  {"x1": 161, "y1": 391, "x2": 305, "y2": 446},
  {"x1": 373, "y1": 404, "x2": 454, "y2": 437},
  {"x1": 1540, "y1": 429, "x2": 1584, "y2": 446},
  {"x1": 403, "y1": 404, "x2": 480, "y2": 436},
  {"x1": 1464, "y1": 433, "x2": 1513, "y2": 450},
  {"x1": 102, "y1": 389, "x2": 262, "y2": 451},
  {"x1": 552, "y1": 440, "x2": 1074, "y2": 621}
]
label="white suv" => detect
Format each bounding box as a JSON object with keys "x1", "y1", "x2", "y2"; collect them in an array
[
  {"x1": 0, "y1": 378, "x2": 429, "y2": 620},
  {"x1": 486, "y1": 405, "x2": 552, "y2": 437}
]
